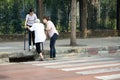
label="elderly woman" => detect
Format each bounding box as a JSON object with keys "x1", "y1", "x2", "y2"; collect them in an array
[{"x1": 26, "y1": 19, "x2": 46, "y2": 61}]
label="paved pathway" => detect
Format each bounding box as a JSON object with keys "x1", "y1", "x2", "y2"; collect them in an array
[{"x1": 0, "y1": 37, "x2": 120, "y2": 63}]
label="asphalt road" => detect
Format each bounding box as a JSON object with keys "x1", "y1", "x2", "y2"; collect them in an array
[{"x1": 0, "y1": 56, "x2": 120, "y2": 80}]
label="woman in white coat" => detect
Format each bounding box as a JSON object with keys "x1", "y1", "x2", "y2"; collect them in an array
[{"x1": 26, "y1": 19, "x2": 46, "y2": 61}]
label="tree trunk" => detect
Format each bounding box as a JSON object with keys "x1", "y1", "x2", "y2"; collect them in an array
[
  {"x1": 81, "y1": 0, "x2": 87, "y2": 38},
  {"x1": 117, "y1": 0, "x2": 120, "y2": 36},
  {"x1": 79, "y1": 0, "x2": 82, "y2": 31},
  {"x1": 36, "y1": 0, "x2": 44, "y2": 21},
  {"x1": 70, "y1": 0, "x2": 77, "y2": 46}
]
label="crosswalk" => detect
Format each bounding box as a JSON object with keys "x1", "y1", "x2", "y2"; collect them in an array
[
  {"x1": 23, "y1": 57, "x2": 120, "y2": 80},
  {"x1": 95, "y1": 74, "x2": 120, "y2": 80}
]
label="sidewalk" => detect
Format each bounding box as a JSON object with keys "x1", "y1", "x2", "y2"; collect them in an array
[{"x1": 0, "y1": 37, "x2": 120, "y2": 63}]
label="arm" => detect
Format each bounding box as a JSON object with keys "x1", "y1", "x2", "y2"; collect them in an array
[
  {"x1": 24, "y1": 15, "x2": 28, "y2": 28},
  {"x1": 26, "y1": 26, "x2": 30, "y2": 30},
  {"x1": 34, "y1": 14, "x2": 37, "y2": 20},
  {"x1": 26, "y1": 25, "x2": 34, "y2": 31},
  {"x1": 24, "y1": 20, "x2": 27, "y2": 28},
  {"x1": 46, "y1": 26, "x2": 51, "y2": 31},
  {"x1": 46, "y1": 22, "x2": 52, "y2": 31}
]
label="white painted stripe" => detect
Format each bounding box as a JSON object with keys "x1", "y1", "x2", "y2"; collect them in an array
[
  {"x1": 33, "y1": 58, "x2": 115, "y2": 66},
  {"x1": 0, "y1": 63, "x2": 17, "y2": 65},
  {"x1": 45, "y1": 60, "x2": 120, "y2": 68},
  {"x1": 117, "y1": 49, "x2": 120, "y2": 52},
  {"x1": 76, "y1": 67, "x2": 120, "y2": 75},
  {"x1": 62, "y1": 63, "x2": 120, "y2": 71},
  {"x1": 98, "y1": 51, "x2": 108, "y2": 54},
  {"x1": 21, "y1": 61, "x2": 41, "y2": 64},
  {"x1": 95, "y1": 74, "x2": 120, "y2": 80}
]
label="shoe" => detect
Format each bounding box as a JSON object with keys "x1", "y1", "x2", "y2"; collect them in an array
[
  {"x1": 53, "y1": 58, "x2": 56, "y2": 60},
  {"x1": 47, "y1": 58, "x2": 53, "y2": 60},
  {"x1": 40, "y1": 58, "x2": 44, "y2": 61},
  {"x1": 33, "y1": 45, "x2": 36, "y2": 49},
  {"x1": 29, "y1": 45, "x2": 32, "y2": 50}
]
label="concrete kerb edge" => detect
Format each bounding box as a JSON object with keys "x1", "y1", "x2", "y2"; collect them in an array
[
  {"x1": 0, "y1": 45, "x2": 120, "y2": 63},
  {"x1": 56, "y1": 45, "x2": 120, "y2": 57},
  {"x1": 0, "y1": 50, "x2": 36, "y2": 63}
]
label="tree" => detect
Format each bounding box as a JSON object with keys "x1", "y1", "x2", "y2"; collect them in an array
[
  {"x1": 43, "y1": 0, "x2": 59, "y2": 26},
  {"x1": 81, "y1": 0, "x2": 87, "y2": 38},
  {"x1": 117, "y1": 0, "x2": 120, "y2": 36},
  {"x1": 12, "y1": 0, "x2": 22, "y2": 33},
  {"x1": 43, "y1": 0, "x2": 71, "y2": 32},
  {"x1": 36, "y1": 0, "x2": 44, "y2": 20},
  {"x1": 87, "y1": 0, "x2": 98, "y2": 29},
  {"x1": 70, "y1": 0, "x2": 77, "y2": 46},
  {"x1": 58, "y1": 0, "x2": 71, "y2": 32}
]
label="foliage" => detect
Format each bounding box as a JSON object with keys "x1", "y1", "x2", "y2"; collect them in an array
[
  {"x1": 43, "y1": 0, "x2": 71, "y2": 32},
  {"x1": 98, "y1": 0, "x2": 116, "y2": 29},
  {"x1": 0, "y1": 0, "x2": 36, "y2": 34},
  {"x1": 86, "y1": 0, "x2": 117, "y2": 30},
  {"x1": 0, "y1": 0, "x2": 118, "y2": 34}
]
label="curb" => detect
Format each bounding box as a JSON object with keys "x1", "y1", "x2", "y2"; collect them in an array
[
  {"x1": 56, "y1": 45, "x2": 120, "y2": 57},
  {"x1": 0, "y1": 45, "x2": 120, "y2": 63}
]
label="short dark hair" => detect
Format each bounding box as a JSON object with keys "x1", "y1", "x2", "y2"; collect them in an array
[
  {"x1": 43, "y1": 16, "x2": 51, "y2": 21},
  {"x1": 29, "y1": 8, "x2": 34, "y2": 13}
]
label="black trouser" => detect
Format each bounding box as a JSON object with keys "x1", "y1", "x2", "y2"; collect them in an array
[
  {"x1": 28, "y1": 31, "x2": 35, "y2": 46},
  {"x1": 36, "y1": 42, "x2": 44, "y2": 54},
  {"x1": 27, "y1": 25, "x2": 35, "y2": 46},
  {"x1": 50, "y1": 33, "x2": 58, "y2": 58}
]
